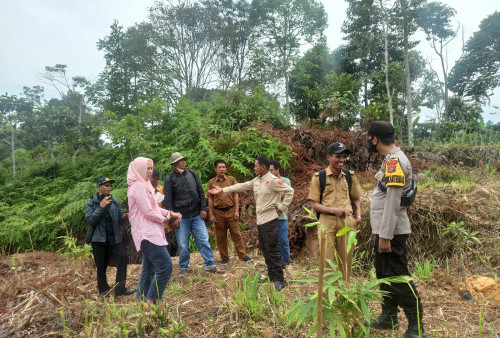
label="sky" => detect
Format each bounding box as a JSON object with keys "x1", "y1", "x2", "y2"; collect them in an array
[{"x1": 1, "y1": 0, "x2": 499, "y2": 123}]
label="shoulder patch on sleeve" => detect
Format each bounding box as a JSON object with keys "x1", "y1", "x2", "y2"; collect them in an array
[
  {"x1": 385, "y1": 158, "x2": 405, "y2": 187},
  {"x1": 277, "y1": 180, "x2": 284, "y2": 185}
]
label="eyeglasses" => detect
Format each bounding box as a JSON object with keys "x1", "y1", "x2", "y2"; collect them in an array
[{"x1": 101, "y1": 184, "x2": 112, "y2": 187}]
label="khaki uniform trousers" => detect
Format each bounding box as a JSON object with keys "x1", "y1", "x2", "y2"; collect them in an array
[
  {"x1": 318, "y1": 214, "x2": 358, "y2": 283},
  {"x1": 213, "y1": 208, "x2": 247, "y2": 260}
]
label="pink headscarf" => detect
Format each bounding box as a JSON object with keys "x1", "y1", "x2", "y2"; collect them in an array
[{"x1": 127, "y1": 157, "x2": 161, "y2": 212}]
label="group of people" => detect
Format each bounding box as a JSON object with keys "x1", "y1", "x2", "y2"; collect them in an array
[{"x1": 84, "y1": 121, "x2": 425, "y2": 338}]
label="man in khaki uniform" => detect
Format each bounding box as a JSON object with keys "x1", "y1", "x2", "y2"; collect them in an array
[
  {"x1": 308, "y1": 142, "x2": 362, "y2": 283},
  {"x1": 207, "y1": 159, "x2": 251, "y2": 264},
  {"x1": 209, "y1": 156, "x2": 294, "y2": 291}
]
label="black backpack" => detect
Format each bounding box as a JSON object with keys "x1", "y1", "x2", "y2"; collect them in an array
[{"x1": 317, "y1": 168, "x2": 356, "y2": 218}]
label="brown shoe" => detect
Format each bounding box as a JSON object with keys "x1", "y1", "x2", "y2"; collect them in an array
[
  {"x1": 179, "y1": 268, "x2": 189, "y2": 276},
  {"x1": 204, "y1": 266, "x2": 223, "y2": 274}
]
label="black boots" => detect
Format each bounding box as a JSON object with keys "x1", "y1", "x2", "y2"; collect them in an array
[
  {"x1": 403, "y1": 311, "x2": 426, "y2": 338},
  {"x1": 369, "y1": 307, "x2": 399, "y2": 329}
]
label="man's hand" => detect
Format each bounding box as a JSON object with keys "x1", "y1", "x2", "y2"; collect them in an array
[
  {"x1": 275, "y1": 207, "x2": 283, "y2": 216},
  {"x1": 100, "y1": 196, "x2": 112, "y2": 208},
  {"x1": 208, "y1": 186, "x2": 222, "y2": 195},
  {"x1": 123, "y1": 213, "x2": 128, "y2": 220},
  {"x1": 234, "y1": 211, "x2": 239, "y2": 221},
  {"x1": 209, "y1": 213, "x2": 217, "y2": 223},
  {"x1": 332, "y1": 208, "x2": 346, "y2": 218},
  {"x1": 378, "y1": 238, "x2": 392, "y2": 253},
  {"x1": 200, "y1": 211, "x2": 207, "y2": 219},
  {"x1": 171, "y1": 212, "x2": 182, "y2": 228}
]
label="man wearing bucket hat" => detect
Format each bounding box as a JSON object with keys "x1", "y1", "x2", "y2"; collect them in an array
[
  {"x1": 164, "y1": 152, "x2": 219, "y2": 274},
  {"x1": 365, "y1": 121, "x2": 426, "y2": 338},
  {"x1": 307, "y1": 142, "x2": 362, "y2": 283},
  {"x1": 85, "y1": 177, "x2": 135, "y2": 297}
]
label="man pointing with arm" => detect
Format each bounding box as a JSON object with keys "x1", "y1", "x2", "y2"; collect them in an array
[{"x1": 209, "y1": 156, "x2": 294, "y2": 291}]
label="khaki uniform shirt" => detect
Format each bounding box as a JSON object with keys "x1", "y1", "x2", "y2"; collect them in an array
[
  {"x1": 206, "y1": 175, "x2": 237, "y2": 208},
  {"x1": 370, "y1": 147, "x2": 412, "y2": 239},
  {"x1": 308, "y1": 166, "x2": 362, "y2": 227},
  {"x1": 223, "y1": 171, "x2": 294, "y2": 225}
]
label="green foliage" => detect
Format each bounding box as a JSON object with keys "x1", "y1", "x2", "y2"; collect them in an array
[
  {"x1": 285, "y1": 259, "x2": 413, "y2": 337},
  {"x1": 233, "y1": 270, "x2": 285, "y2": 321},
  {"x1": 319, "y1": 90, "x2": 362, "y2": 130},
  {"x1": 448, "y1": 12, "x2": 500, "y2": 104},
  {"x1": 441, "y1": 221, "x2": 481, "y2": 249},
  {"x1": 412, "y1": 259, "x2": 437, "y2": 282},
  {"x1": 59, "y1": 235, "x2": 93, "y2": 262}
]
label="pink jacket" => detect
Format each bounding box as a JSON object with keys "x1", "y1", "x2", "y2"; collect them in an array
[{"x1": 128, "y1": 182, "x2": 170, "y2": 251}]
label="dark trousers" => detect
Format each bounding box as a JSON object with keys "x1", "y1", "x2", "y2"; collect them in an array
[
  {"x1": 374, "y1": 234, "x2": 423, "y2": 321},
  {"x1": 258, "y1": 218, "x2": 284, "y2": 282},
  {"x1": 92, "y1": 242, "x2": 128, "y2": 294}
]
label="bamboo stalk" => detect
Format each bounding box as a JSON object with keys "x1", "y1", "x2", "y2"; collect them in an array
[{"x1": 317, "y1": 225, "x2": 326, "y2": 338}]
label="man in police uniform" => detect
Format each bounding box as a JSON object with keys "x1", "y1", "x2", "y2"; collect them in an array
[
  {"x1": 208, "y1": 156, "x2": 294, "y2": 291},
  {"x1": 366, "y1": 121, "x2": 426, "y2": 338},
  {"x1": 307, "y1": 142, "x2": 362, "y2": 283},
  {"x1": 207, "y1": 159, "x2": 252, "y2": 264}
]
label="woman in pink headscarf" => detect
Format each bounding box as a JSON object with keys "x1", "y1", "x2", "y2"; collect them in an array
[{"x1": 127, "y1": 157, "x2": 181, "y2": 305}]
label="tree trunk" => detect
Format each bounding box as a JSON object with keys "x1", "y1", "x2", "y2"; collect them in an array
[
  {"x1": 403, "y1": 27, "x2": 414, "y2": 146},
  {"x1": 379, "y1": 0, "x2": 394, "y2": 125},
  {"x1": 72, "y1": 148, "x2": 80, "y2": 165},
  {"x1": 11, "y1": 128, "x2": 16, "y2": 177},
  {"x1": 284, "y1": 71, "x2": 290, "y2": 122}
]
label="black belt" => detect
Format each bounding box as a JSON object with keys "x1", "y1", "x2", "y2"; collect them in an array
[{"x1": 214, "y1": 206, "x2": 234, "y2": 211}]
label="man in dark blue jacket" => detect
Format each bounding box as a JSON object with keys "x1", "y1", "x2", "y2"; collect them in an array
[
  {"x1": 85, "y1": 177, "x2": 135, "y2": 297},
  {"x1": 164, "y1": 152, "x2": 218, "y2": 274}
]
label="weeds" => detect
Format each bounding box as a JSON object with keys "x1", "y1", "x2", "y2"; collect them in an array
[
  {"x1": 232, "y1": 270, "x2": 285, "y2": 322},
  {"x1": 58, "y1": 235, "x2": 93, "y2": 262},
  {"x1": 441, "y1": 221, "x2": 481, "y2": 249},
  {"x1": 413, "y1": 259, "x2": 437, "y2": 281}
]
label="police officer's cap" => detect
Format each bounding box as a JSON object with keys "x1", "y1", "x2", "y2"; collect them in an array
[
  {"x1": 170, "y1": 152, "x2": 187, "y2": 165},
  {"x1": 367, "y1": 121, "x2": 394, "y2": 139},
  {"x1": 327, "y1": 142, "x2": 350, "y2": 155}
]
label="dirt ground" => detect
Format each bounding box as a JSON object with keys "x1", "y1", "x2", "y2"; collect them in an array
[{"x1": 0, "y1": 250, "x2": 498, "y2": 337}]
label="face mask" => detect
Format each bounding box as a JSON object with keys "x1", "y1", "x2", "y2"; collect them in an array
[
  {"x1": 176, "y1": 168, "x2": 185, "y2": 174},
  {"x1": 368, "y1": 138, "x2": 378, "y2": 153}
]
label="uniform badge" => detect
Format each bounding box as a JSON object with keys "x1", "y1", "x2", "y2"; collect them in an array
[
  {"x1": 386, "y1": 159, "x2": 398, "y2": 173},
  {"x1": 385, "y1": 158, "x2": 405, "y2": 187}
]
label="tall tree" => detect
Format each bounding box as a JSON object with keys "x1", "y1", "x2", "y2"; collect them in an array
[
  {"x1": 149, "y1": 0, "x2": 224, "y2": 100},
  {"x1": 0, "y1": 94, "x2": 28, "y2": 176},
  {"x1": 97, "y1": 22, "x2": 169, "y2": 115},
  {"x1": 448, "y1": 11, "x2": 500, "y2": 104},
  {"x1": 255, "y1": 0, "x2": 327, "y2": 119},
  {"x1": 215, "y1": 0, "x2": 259, "y2": 91},
  {"x1": 289, "y1": 43, "x2": 335, "y2": 121},
  {"x1": 418, "y1": 1, "x2": 457, "y2": 121},
  {"x1": 39, "y1": 64, "x2": 96, "y2": 163},
  {"x1": 392, "y1": 0, "x2": 426, "y2": 146},
  {"x1": 342, "y1": 0, "x2": 385, "y2": 109},
  {"x1": 378, "y1": 0, "x2": 395, "y2": 124}
]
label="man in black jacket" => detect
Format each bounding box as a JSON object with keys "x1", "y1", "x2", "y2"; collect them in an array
[
  {"x1": 85, "y1": 177, "x2": 135, "y2": 297},
  {"x1": 164, "y1": 153, "x2": 218, "y2": 274}
]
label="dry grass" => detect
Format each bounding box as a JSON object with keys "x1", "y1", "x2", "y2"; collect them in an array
[{"x1": 0, "y1": 249, "x2": 499, "y2": 337}]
